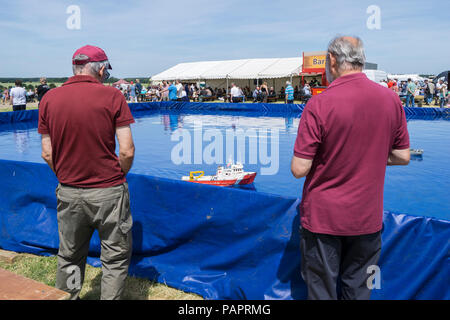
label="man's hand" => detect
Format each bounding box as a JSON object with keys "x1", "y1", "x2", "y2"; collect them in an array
[
  {"x1": 41, "y1": 134, "x2": 55, "y2": 173},
  {"x1": 291, "y1": 155, "x2": 313, "y2": 179},
  {"x1": 116, "y1": 125, "x2": 135, "y2": 175}
]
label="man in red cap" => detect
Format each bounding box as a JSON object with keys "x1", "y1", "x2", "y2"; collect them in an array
[{"x1": 38, "y1": 45, "x2": 135, "y2": 300}]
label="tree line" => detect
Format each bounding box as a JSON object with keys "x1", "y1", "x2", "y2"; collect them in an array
[{"x1": 0, "y1": 77, "x2": 149, "y2": 84}]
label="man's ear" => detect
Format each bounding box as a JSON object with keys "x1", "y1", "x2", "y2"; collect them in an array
[
  {"x1": 328, "y1": 53, "x2": 337, "y2": 70},
  {"x1": 98, "y1": 65, "x2": 105, "y2": 81}
]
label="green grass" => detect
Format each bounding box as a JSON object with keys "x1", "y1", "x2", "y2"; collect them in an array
[
  {"x1": 0, "y1": 104, "x2": 38, "y2": 112},
  {"x1": 0, "y1": 253, "x2": 202, "y2": 300}
]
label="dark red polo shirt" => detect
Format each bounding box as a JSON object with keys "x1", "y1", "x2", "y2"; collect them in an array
[
  {"x1": 294, "y1": 72, "x2": 409, "y2": 236},
  {"x1": 38, "y1": 75, "x2": 135, "y2": 188}
]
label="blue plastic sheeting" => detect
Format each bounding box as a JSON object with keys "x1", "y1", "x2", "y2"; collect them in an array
[
  {"x1": 0, "y1": 159, "x2": 448, "y2": 300},
  {"x1": 0, "y1": 102, "x2": 448, "y2": 125},
  {"x1": 0, "y1": 109, "x2": 39, "y2": 124},
  {"x1": 130, "y1": 101, "x2": 305, "y2": 114},
  {"x1": 130, "y1": 101, "x2": 450, "y2": 118}
]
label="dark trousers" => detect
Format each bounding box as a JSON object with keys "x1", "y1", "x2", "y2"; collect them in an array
[
  {"x1": 300, "y1": 227, "x2": 381, "y2": 300},
  {"x1": 13, "y1": 104, "x2": 26, "y2": 111}
]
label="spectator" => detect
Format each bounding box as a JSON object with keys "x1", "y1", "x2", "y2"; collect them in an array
[
  {"x1": 38, "y1": 45, "x2": 135, "y2": 300},
  {"x1": 36, "y1": 77, "x2": 51, "y2": 106},
  {"x1": 379, "y1": 80, "x2": 388, "y2": 88},
  {"x1": 185, "y1": 83, "x2": 190, "y2": 98},
  {"x1": 400, "y1": 80, "x2": 407, "y2": 97},
  {"x1": 387, "y1": 78, "x2": 395, "y2": 89},
  {"x1": 175, "y1": 80, "x2": 183, "y2": 99},
  {"x1": 160, "y1": 81, "x2": 169, "y2": 101},
  {"x1": 253, "y1": 86, "x2": 262, "y2": 103},
  {"x1": 168, "y1": 81, "x2": 178, "y2": 101},
  {"x1": 279, "y1": 86, "x2": 285, "y2": 99},
  {"x1": 437, "y1": 79, "x2": 447, "y2": 107},
  {"x1": 26, "y1": 88, "x2": 35, "y2": 102},
  {"x1": 268, "y1": 86, "x2": 276, "y2": 97},
  {"x1": 261, "y1": 81, "x2": 269, "y2": 103},
  {"x1": 135, "y1": 79, "x2": 142, "y2": 102},
  {"x1": 391, "y1": 80, "x2": 399, "y2": 94},
  {"x1": 189, "y1": 83, "x2": 196, "y2": 97},
  {"x1": 1, "y1": 89, "x2": 8, "y2": 104},
  {"x1": 285, "y1": 81, "x2": 294, "y2": 104},
  {"x1": 180, "y1": 87, "x2": 189, "y2": 101},
  {"x1": 405, "y1": 78, "x2": 416, "y2": 107},
  {"x1": 302, "y1": 83, "x2": 312, "y2": 102},
  {"x1": 425, "y1": 79, "x2": 435, "y2": 105},
  {"x1": 292, "y1": 36, "x2": 410, "y2": 300},
  {"x1": 129, "y1": 81, "x2": 137, "y2": 103},
  {"x1": 414, "y1": 81, "x2": 421, "y2": 100},
  {"x1": 9, "y1": 80, "x2": 27, "y2": 111},
  {"x1": 230, "y1": 83, "x2": 241, "y2": 103}
]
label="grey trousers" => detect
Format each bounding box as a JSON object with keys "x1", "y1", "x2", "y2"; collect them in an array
[
  {"x1": 55, "y1": 182, "x2": 133, "y2": 300},
  {"x1": 300, "y1": 227, "x2": 381, "y2": 300}
]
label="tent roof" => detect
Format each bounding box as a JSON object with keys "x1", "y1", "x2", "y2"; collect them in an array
[
  {"x1": 114, "y1": 79, "x2": 130, "y2": 85},
  {"x1": 151, "y1": 57, "x2": 303, "y2": 81}
]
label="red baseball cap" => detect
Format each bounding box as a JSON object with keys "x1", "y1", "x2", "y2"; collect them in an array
[{"x1": 72, "y1": 45, "x2": 112, "y2": 69}]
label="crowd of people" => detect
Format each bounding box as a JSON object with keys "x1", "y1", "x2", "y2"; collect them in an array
[
  {"x1": 2, "y1": 75, "x2": 447, "y2": 110},
  {"x1": 111, "y1": 78, "x2": 322, "y2": 104},
  {"x1": 379, "y1": 77, "x2": 448, "y2": 107},
  {"x1": 1, "y1": 77, "x2": 51, "y2": 110}
]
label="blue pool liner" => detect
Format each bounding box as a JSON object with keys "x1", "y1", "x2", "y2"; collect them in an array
[{"x1": 0, "y1": 159, "x2": 448, "y2": 300}]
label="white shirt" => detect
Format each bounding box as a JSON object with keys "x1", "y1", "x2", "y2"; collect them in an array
[
  {"x1": 176, "y1": 83, "x2": 183, "y2": 97},
  {"x1": 10, "y1": 87, "x2": 27, "y2": 105},
  {"x1": 230, "y1": 86, "x2": 240, "y2": 97}
]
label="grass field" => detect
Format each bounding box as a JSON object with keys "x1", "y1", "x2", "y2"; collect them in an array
[{"x1": 0, "y1": 252, "x2": 202, "y2": 300}]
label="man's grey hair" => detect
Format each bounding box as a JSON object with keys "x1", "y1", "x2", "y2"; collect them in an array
[
  {"x1": 327, "y1": 36, "x2": 366, "y2": 71},
  {"x1": 72, "y1": 54, "x2": 110, "y2": 76},
  {"x1": 286, "y1": 81, "x2": 291, "y2": 85}
]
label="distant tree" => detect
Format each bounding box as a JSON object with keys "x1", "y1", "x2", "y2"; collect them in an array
[{"x1": 49, "y1": 83, "x2": 56, "y2": 89}]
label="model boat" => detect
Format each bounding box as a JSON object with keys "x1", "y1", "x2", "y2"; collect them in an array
[
  {"x1": 182, "y1": 162, "x2": 256, "y2": 187},
  {"x1": 410, "y1": 148, "x2": 424, "y2": 156}
]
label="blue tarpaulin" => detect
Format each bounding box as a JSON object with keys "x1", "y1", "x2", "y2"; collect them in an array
[
  {"x1": 0, "y1": 159, "x2": 448, "y2": 299},
  {"x1": 0, "y1": 102, "x2": 448, "y2": 125}
]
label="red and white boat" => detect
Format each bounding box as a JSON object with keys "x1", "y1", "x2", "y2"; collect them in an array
[{"x1": 182, "y1": 162, "x2": 256, "y2": 187}]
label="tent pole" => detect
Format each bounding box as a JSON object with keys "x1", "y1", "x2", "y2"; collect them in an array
[{"x1": 226, "y1": 76, "x2": 229, "y2": 102}]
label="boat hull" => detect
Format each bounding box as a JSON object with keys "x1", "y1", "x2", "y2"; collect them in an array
[{"x1": 184, "y1": 172, "x2": 256, "y2": 187}]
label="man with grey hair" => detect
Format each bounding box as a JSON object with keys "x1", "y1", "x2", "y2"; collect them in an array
[
  {"x1": 36, "y1": 77, "x2": 50, "y2": 106},
  {"x1": 39, "y1": 45, "x2": 135, "y2": 300},
  {"x1": 291, "y1": 36, "x2": 410, "y2": 300}
]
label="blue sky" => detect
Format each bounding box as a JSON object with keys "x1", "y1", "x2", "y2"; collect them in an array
[{"x1": 0, "y1": 0, "x2": 449, "y2": 77}]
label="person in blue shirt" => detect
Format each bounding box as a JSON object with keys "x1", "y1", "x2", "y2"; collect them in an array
[
  {"x1": 285, "y1": 81, "x2": 294, "y2": 104},
  {"x1": 405, "y1": 78, "x2": 416, "y2": 107},
  {"x1": 168, "y1": 82, "x2": 178, "y2": 101}
]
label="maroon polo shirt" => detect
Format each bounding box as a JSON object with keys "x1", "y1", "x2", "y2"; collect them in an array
[
  {"x1": 294, "y1": 72, "x2": 409, "y2": 236},
  {"x1": 38, "y1": 75, "x2": 135, "y2": 188}
]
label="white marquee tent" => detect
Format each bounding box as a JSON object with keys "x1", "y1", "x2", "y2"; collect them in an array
[
  {"x1": 150, "y1": 57, "x2": 313, "y2": 92},
  {"x1": 151, "y1": 57, "x2": 303, "y2": 81},
  {"x1": 387, "y1": 74, "x2": 425, "y2": 82}
]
